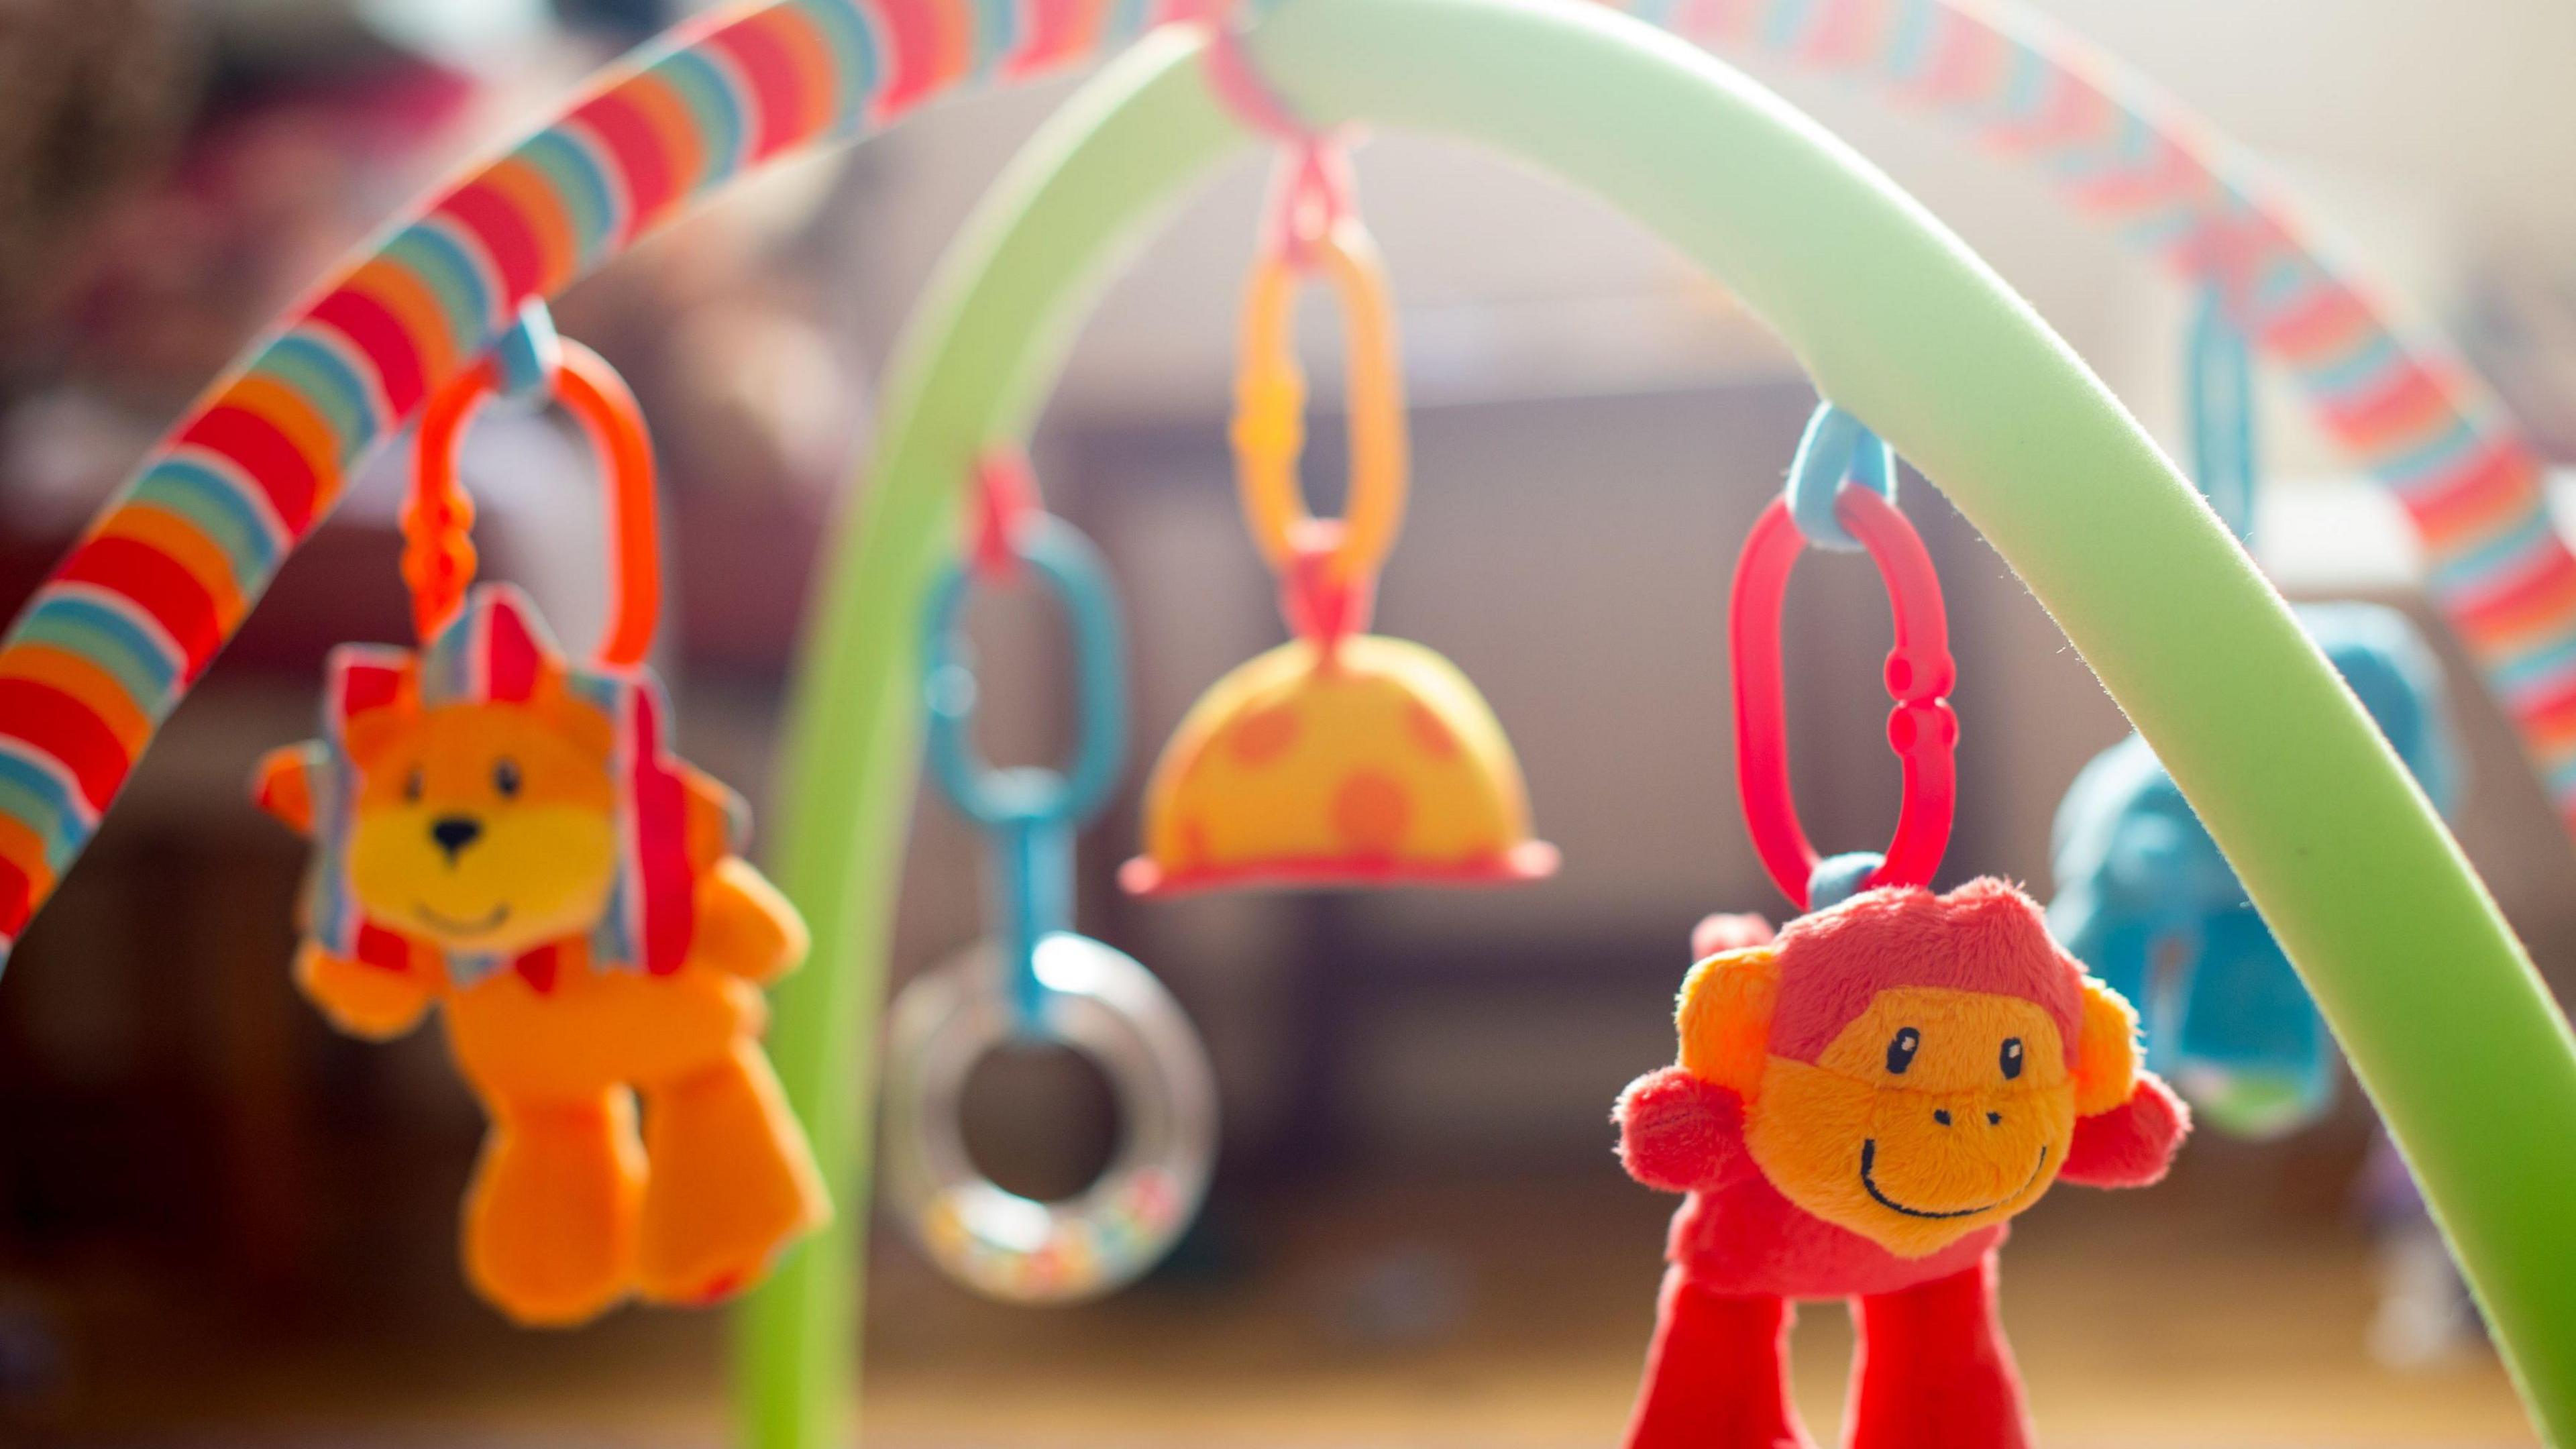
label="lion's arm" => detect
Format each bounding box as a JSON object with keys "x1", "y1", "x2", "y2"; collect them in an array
[
  {"x1": 689, "y1": 858, "x2": 809, "y2": 983},
  {"x1": 294, "y1": 938, "x2": 441, "y2": 1040}
]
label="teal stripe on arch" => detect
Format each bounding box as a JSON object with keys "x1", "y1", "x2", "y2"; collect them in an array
[
  {"x1": 0, "y1": 759, "x2": 87, "y2": 870},
  {"x1": 515, "y1": 131, "x2": 620, "y2": 269},
  {"x1": 131, "y1": 465, "x2": 274, "y2": 594},
  {"x1": 2382, "y1": 417, "x2": 2482, "y2": 493},
  {"x1": 2294, "y1": 331, "x2": 2404, "y2": 405},
  {"x1": 653, "y1": 50, "x2": 749, "y2": 185},
  {"x1": 1759, "y1": 0, "x2": 1815, "y2": 51},
  {"x1": 2041, "y1": 109, "x2": 2153, "y2": 184},
  {"x1": 253, "y1": 334, "x2": 379, "y2": 456},
  {"x1": 967, "y1": 0, "x2": 1020, "y2": 76},
  {"x1": 1882, "y1": 0, "x2": 1937, "y2": 82},
  {"x1": 19, "y1": 594, "x2": 181, "y2": 710},
  {"x1": 2428, "y1": 510, "x2": 2557, "y2": 596},
  {"x1": 2544, "y1": 751, "x2": 2576, "y2": 800},
  {"x1": 1107, "y1": 0, "x2": 1155, "y2": 49},
  {"x1": 386, "y1": 223, "x2": 498, "y2": 346},
  {"x1": 2489, "y1": 631, "x2": 2576, "y2": 703},
  {"x1": 794, "y1": 0, "x2": 882, "y2": 127}
]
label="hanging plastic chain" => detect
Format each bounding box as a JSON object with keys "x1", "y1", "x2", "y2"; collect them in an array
[
  {"x1": 1120, "y1": 27, "x2": 1556, "y2": 896},
  {"x1": 250, "y1": 302, "x2": 829, "y2": 1327},
  {"x1": 1224, "y1": 114, "x2": 1403, "y2": 651},
  {"x1": 883, "y1": 451, "x2": 1218, "y2": 1303},
  {"x1": 406, "y1": 302, "x2": 661, "y2": 663},
  {"x1": 1731, "y1": 400, "x2": 1958, "y2": 914}
]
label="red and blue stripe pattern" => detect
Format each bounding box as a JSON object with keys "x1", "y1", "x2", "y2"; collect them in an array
[
  {"x1": 0, "y1": 0, "x2": 1217, "y2": 959},
  {"x1": 310, "y1": 584, "x2": 724, "y2": 987},
  {"x1": 0, "y1": 0, "x2": 2567, "y2": 961},
  {"x1": 1609, "y1": 0, "x2": 2576, "y2": 816}
]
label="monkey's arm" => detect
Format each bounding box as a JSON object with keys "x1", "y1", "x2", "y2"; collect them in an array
[
  {"x1": 2059, "y1": 1071, "x2": 2190, "y2": 1188},
  {"x1": 1616, "y1": 1066, "x2": 1750, "y2": 1193}
]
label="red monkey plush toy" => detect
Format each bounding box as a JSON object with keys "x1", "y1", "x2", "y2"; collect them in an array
[{"x1": 1617, "y1": 879, "x2": 2188, "y2": 1448}]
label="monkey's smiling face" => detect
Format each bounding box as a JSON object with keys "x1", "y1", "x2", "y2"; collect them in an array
[{"x1": 1746, "y1": 985, "x2": 2076, "y2": 1258}]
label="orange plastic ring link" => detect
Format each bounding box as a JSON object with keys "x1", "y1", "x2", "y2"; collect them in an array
[
  {"x1": 407, "y1": 339, "x2": 661, "y2": 668},
  {"x1": 1230, "y1": 213, "x2": 1409, "y2": 647}
]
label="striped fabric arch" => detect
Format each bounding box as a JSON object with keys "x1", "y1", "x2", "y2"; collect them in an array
[
  {"x1": 0, "y1": 0, "x2": 2563, "y2": 960},
  {"x1": 1626, "y1": 0, "x2": 2576, "y2": 810}
]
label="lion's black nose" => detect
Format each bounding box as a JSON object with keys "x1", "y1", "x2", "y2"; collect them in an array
[{"x1": 431, "y1": 815, "x2": 484, "y2": 860}]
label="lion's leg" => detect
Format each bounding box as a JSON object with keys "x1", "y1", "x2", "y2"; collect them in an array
[
  {"x1": 462, "y1": 1087, "x2": 644, "y2": 1327},
  {"x1": 635, "y1": 1040, "x2": 828, "y2": 1304}
]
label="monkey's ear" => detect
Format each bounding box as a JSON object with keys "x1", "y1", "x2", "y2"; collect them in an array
[
  {"x1": 1677, "y1": 946, "x2": 1780, "y2": 1096},
  {"x1": 2072, "y1": 977, "x2": 2143, "y2": 1117}
]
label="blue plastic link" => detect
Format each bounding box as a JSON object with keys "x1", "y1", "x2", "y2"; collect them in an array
[
  {"x1": 922, "y1": 512, "x2": 1130, "y2": 1031},
  {"x1": 1784, "y1": 400, "x2": 1897, "y2": 552},
  {"x1": 2187, "y1": 287, "x2": 2258, "y2": 544},
  {"x1": 490, "y1": 299, "x2": 561, "y2": 402}
]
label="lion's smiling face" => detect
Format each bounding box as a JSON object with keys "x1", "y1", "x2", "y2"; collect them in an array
[{"x1": 341, "y1": 693, "x2": 622, "y2": 955}]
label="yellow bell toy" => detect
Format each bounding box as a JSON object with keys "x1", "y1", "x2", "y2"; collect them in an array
[{"x1": 1122, "y1": 150, "x2": 1556, "y2": 897}]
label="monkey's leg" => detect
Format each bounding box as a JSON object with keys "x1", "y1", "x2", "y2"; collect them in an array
[
  {"x1": 1625, "y1": 1268, "x2": 1814, "y2": 1449},
  {"x1": 1846, "y1": 1250, "x2": 2032, "y2": 1449}
]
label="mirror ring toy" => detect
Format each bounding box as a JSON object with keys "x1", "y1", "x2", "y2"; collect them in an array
[{"x1": 885, "y1": 455, "x2": 1217, "y2": 1302}]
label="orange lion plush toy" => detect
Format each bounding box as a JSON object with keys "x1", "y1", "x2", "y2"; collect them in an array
[
  {"x1": 1617, "y1": 879, "x2": 2188, "y2": 1448},
  {"x1": 254, "y1": 584, "x2": 828, "y2": 1326}
]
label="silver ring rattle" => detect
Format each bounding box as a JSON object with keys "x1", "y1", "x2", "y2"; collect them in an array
[
  {"x1": 885, "y1": 458, "x2": 1218, "y2": 1302},
  {"x1": 882, "y1": 933, "x2": 1217, "y2": 1302}
]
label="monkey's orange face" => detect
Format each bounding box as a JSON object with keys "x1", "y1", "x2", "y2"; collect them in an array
[{"x1": 1746, "y1": 986, "x2": 2075, "y2": 1258}]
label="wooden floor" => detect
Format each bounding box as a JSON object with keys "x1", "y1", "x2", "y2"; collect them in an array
[{"x1": 32, "y1": 1173, "x2": 2541, "y2": 1448}]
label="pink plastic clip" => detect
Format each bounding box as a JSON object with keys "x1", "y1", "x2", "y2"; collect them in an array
[
  {"x1": 969, "y1": 448, "x2": 1039, "y2": 582},
  {"x1": 1200, "y1": 21, "x2": 1352, "y2": 270},
  {"x1": 1730, "y1": 487, "x2": 1958, "y2": 910}
]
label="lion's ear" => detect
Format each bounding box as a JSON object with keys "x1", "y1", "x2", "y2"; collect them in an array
[
  {"x1": 251, "y1": 743, "x2": 326, "y2": 834},
  {"x1": 2073, "y1": 976, "x2": 2143, "y2": 1117},
  {"x1": 1677, "y1": 946, "x2": 1780, "y2": 1097}
]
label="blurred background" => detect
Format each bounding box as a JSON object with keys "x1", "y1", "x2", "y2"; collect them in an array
[{"x1": 1, "y1": 0, "x2": 2573, "y2": 1444}]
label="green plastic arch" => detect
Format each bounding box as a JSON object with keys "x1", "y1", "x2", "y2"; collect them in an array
[{"x1": 745, "y1": 1, "x2": 2576, "y2": 1445}]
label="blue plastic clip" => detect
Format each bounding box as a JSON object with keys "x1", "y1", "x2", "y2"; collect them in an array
[
  {"x1": 922, "y1": 510, "x2": 1130, "y2": 1033},
  {"x1": 1784, "y1": 400, "x2": 1898, "y2": 553},
  {"x1": 2186, "y1": 286, "x2": 2257, "y2": 544},
  {"x1": 490, "y1": 299, "x2": 562, "y2": 404}
]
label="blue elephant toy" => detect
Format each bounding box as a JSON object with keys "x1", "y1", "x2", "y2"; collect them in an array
[{"x1": 2049, "y1": 602, "x2": 2461, "y2": 1138}]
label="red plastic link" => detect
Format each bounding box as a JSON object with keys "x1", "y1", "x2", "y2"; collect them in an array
[
  {"x1": 1199, "y1": 21, "x2": 1352, "y2": 269},
  {"x1": 1279, "y1": 518, "x2": 1376, "y2": 651},
  {"x1": 1730, "y1": 487, "x2": 1958, "y2": 910},
  {"x1": 970, "y1": 448, "x2": 1040, "y2": 582}
]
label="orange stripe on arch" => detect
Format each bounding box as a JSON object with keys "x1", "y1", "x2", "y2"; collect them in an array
[
  {"x1": 344, "y1": 258, "x2": 462, "y2": 386},
  {"x1": 224, "y1": 374, "x2": 348, "y2": 511},
  {"x1": 750, "y1": 7, "x2": 839, "y2": 139},
  {"x1": 481, "y1": 157, "x2": 582, "y2": 293},
  {"x1": 0, "y1": 646, "x2": 152, "y2": 758},
  {"x1": 96, "y1": 503, "x2": 251, "y2": 633},
  {"x1": 0, "y1": 816, "x2": 57, "y2": 908},
  {"x1": 622, "y1": 74, "x2": 712, "y2": 209},
  {"x1": 1010, "y1": 0, "x2": 1112, "y2": 76}
]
